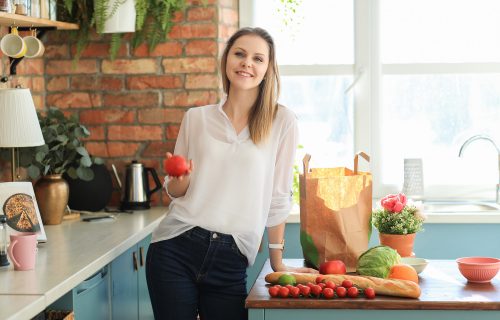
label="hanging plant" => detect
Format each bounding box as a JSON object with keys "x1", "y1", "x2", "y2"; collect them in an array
[{"x1": 57, "y1": 0, "x2": 186, "y2": 60}]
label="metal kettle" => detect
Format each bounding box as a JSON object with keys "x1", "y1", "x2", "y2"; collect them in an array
[{"x1": 120, "y1": 161, "x2": 162, "y2": 210}]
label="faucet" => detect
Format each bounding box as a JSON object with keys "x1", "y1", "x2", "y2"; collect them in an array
[{"x1": 458, "y1": 134, "x2": 500, "y2": 205}]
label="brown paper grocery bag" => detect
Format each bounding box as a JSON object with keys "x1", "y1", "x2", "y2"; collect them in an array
[{"x1": 299, "y1": 152, "x2": 372, "y2": 272}]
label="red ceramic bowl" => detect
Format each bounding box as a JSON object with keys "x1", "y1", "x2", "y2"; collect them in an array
[{"x1": 456, "y1": 257, "x2": 500, "y2": 283}]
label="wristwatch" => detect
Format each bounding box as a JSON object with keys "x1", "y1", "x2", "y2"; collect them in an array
[{"x1": 268, "y1": 239, "x2": 285, "y2": 250}]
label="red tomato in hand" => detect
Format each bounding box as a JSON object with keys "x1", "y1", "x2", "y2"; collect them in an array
[
  {"x1": 335, "y1": 286, "x2": 347, "y2": 298},
  {"x1": 164, "y1": 155, "x2": 189, "y2": 177},
  {"x1": 364, "y1": 287, "x2": 376, "y2": 299},
  {"x1": 341, "y1": 279, "x2": 353, "y2": 288},
  {"x1": 347, "y1": 286, "x2": 359, "y2": 298},
  {"x1": 319, "y1": 260, "x2": 347, "y2": 275}
]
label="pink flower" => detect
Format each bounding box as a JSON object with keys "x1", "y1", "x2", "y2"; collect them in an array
[{"x1": 381, "y1": 193, "x2": 407, "y2": 213}]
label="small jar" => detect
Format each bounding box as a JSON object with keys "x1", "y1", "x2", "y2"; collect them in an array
[{"x1": 14, "y1": 0, "x2": 28, "y2": 15}]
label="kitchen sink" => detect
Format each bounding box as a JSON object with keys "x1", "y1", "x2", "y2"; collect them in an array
[{"x1": 423, "y1": 201, "x2": 500, "y2": 213}]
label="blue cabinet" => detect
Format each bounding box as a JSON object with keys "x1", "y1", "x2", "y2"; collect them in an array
[
  {"x1": 49, "y1": 266, "x2": 111, "y2": 319},
  {"x1": 111, "y1": 235, "x2": 153, "y2": 320}
]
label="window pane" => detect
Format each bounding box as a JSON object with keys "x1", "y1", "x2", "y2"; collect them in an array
[
  {"x1": 280, "y1": 76, "x2": 354, "y2": 168},
  {"x1": 381, "y1": 74, "x2": 500, "y2": 196},
  {"x1": 250, "y1": 0, "x2": 354, "y2": 65},
  {"x1": 381, "y1": 0, "x2": 500, "y2": 63}
]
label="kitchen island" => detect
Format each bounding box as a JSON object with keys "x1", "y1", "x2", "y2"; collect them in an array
[
  {"x1": 247, "y1": 259, "x2": 500, "y2": 320},
  {"x1": 0, "y1": 207, "x2": 166, "y2": 320}
]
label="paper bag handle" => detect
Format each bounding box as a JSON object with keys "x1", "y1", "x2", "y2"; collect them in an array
[
  {"x1": 353, "y1": 151, "x2": 370, "y2": 174},
  {"x1": 302, "y1": 154, "x2": 311, "y2": 176}
]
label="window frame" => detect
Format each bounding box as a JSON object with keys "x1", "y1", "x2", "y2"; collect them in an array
[{"x1": 240, "y1": 0, "x2": 499, "y2": 201}]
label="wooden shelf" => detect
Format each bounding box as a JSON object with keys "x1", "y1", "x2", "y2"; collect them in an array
[{"x1": 0, "y1": 12, "x2": 78, "y2": 30}]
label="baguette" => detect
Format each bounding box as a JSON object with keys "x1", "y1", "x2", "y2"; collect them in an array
[{"x1": 265, "y1": 272, "x2": 421, "y2": 299}]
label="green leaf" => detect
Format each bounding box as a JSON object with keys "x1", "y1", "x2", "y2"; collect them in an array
[
  {"x1": 80, "y1": 156, "x2": 92, "y2": 167},
  {"x1": 76, "y1": 147, "x2": 89, "y2": 157},
  {"x1": 77, "y1": 166, "x2": 95, "y2": 181},
  {"x1": 300, "y1": 230, "x2": 319, "y2": 269},
  {"x1": 27, "y1": 165, "x2": 41, "y2": 179},
  {"x1": 66, "y1": 167, "x2": 78, "y2": 179}
]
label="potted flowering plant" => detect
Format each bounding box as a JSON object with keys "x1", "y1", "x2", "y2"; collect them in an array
[{"x1": 372, "y1": 193, "x2": 426, "y2": 257}]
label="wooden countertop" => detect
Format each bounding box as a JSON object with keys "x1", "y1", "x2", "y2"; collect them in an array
[
  {"x1": 0, "y1": 207, "x2": 166, "y2": 320},
  {"x1": 246, "y1": 259, "x2": 500, "y2": 310}
]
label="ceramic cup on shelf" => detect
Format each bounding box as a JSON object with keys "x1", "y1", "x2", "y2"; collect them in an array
[
  {"x1": 7, "y1": 232, "x2": 38, "y2": 271},
  {"x1": 23, "y1": 30, "x2": 45, "y2": 58},
  {"x1": 0, "y1": 27, "x2": 27, "y2": 58}
]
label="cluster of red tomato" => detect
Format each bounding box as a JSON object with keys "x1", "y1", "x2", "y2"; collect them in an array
[{"x1": 268, "y1": 277, "x2": 376, "y2": 300}]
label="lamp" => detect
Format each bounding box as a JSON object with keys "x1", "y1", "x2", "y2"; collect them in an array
[{"x1": 0, "y1": 88, "x2": 45, "y2": 181}]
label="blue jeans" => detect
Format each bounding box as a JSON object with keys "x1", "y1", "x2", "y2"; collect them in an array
[{"x1": 146, "y1": 227, "x2": 248, "y2": 320}]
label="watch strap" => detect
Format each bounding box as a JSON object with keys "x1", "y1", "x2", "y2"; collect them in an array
[{"x1": 268, "y1": 239, "x2": 285, "y2": 250}]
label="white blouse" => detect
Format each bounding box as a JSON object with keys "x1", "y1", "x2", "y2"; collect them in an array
[{"x1": 151, "y1": 99, "x2": 298, "y2": 266}]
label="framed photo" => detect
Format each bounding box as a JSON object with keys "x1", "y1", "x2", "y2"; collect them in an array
[{"x1": 0, "y1": 182, "x2": 47, "y2": 242}]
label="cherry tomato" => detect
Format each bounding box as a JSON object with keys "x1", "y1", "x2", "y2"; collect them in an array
[
  {"x1": 317, "y1": 282, "x2": 326, "y2": 289},
  {"x1": 315, "y1": 275, "x2": 326, "y2": 284},
  {"x1": 289, "y1": 286, "x2": 300, "y2": 298},
  {"x1": 278, "y1": 286, "x2": 290, "y2": 298},
  {"x1": 323, "y1": 287, "x2": 335, "y2": 299},
  {"x1": 299, "y1": 285, "x2": 311, "y2": 297},
  {"x1": 364, "y1": 287, "x2": 376, "y2": 299},
  {"x1": 285, "y1": 284, "x2": 294, "y2": 290},
  {"x1": 341, "y1": 279, "x2": 353, "y2": 288},
  {"x1": 311, "y1": 285, "x2": 322, "y2": 297},
  {"x1": 336, "y1": 286, "x2": 347, "y2": 298},
  {"x1": 268, "y1": 286, "x2": 279, "y2": 297},
  {"x1": 325, "y1": 281, "x2": 336, "y2": 290},
  {"x1": 347, "y1": 286, "x2": 359, "y2": 298},
  {"x1": 306, "y1": 282, "x2": 316, "y2": 288}
]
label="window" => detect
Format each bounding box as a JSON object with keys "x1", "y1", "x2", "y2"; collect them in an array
[{"x1": 240, "y1": 0, "x2": 500, "y2": 201}]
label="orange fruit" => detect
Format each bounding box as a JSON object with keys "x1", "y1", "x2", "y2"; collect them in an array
[{"x1": 388, "y1": 264, "x2": 419, "y2": 284}]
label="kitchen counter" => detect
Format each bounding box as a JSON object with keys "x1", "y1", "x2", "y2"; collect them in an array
[
  {"x1": 246, "y1": 259, "x2": 500, "y2": 320},
  {"x1": 0, "y1": 207, "x2": 166, "y2": 320}
]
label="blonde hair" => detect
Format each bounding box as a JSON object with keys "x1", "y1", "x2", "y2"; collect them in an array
[{"x1": 221, "y1": 27, "x2": 280, "y2": 145}]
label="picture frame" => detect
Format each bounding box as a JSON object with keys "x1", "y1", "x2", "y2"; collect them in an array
[{"x1": 0, "y1": 182, "x2": 47, "y2": 242}]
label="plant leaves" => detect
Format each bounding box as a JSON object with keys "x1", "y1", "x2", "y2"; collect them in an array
[
  {"x1": 80, "y1": 156, "x2": 92, "y2": 167},
  {"x1": 77, "y1": 166, "x2": 95, "y2": 181}
]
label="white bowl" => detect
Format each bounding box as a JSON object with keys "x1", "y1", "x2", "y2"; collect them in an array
[{"x1": 401, "y1": 257, "x2": 429, "y2": 274}]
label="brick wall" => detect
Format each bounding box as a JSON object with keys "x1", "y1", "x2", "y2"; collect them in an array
[{"x1": 0, "y1": 0, "x2": 239, "y2": 207}]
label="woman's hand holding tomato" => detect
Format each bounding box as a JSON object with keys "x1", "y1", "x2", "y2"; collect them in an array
[{"x1": 164, "y1": 152, "x2": 194, "y2": 180}]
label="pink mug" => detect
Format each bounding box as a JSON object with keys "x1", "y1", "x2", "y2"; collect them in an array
[{"x1": 8, "y1": 233, "x2": 38, "y2": 271}]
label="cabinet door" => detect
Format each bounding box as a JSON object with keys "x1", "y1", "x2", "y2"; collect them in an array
[
  {"x1": 73, "y1": 266, "x2": 111, "y2": 320},
  {"x1": 111, "y1": 245, "x2": 139, "y2": 320},
  {"x1": 138, "y1": 235, "x2": 154, "y2": 319}
]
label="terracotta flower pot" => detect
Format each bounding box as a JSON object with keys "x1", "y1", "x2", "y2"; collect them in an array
[{"x1": 379, "y1": 233, "x2": 416, "y2": 257}]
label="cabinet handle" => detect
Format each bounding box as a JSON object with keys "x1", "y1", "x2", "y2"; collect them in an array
[
  {"x1": 139, "y1": 246, "x2": 144, "y2": 267},
  {"x1": 133, "y1": 251, "x2": 138, "y2": 271}
]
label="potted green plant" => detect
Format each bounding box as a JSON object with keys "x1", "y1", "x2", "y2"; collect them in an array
[
  {"x1": 57, "y1": 0, "x2": 185, "y2": 60},
  {"x1": 19, "y1": 107, "x2": 102, "y2": 225},
  {"x1": 372, "y1": 193, "x2": 426, "y2": 257}
]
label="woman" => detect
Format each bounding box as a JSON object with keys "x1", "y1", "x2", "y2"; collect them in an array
[{"x1": 146, "y1": 27, "x2": 317, "y2": 320}]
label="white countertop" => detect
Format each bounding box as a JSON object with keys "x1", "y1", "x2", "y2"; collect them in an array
[{"x1": 0, "y1": 207, "x2": 166, "y2": 320}]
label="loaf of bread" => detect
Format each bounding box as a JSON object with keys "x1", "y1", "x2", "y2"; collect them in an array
[{"x1": 265, "y1": 272, "x2": 421, "y2": 299}]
